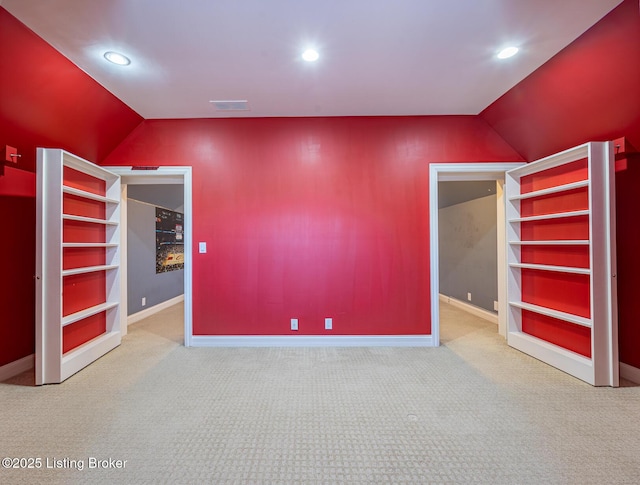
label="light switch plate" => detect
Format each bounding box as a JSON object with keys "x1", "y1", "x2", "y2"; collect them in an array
[{"x1": 199, "y1": 242, "x2": 207, "y2": 253}]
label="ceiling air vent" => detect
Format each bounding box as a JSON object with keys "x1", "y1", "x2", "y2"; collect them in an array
[{"x1": 210, "y1": 100, "x2": 250, "y2": 111}]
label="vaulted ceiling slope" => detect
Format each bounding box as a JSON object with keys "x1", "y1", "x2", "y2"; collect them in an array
[
  {"x1": 0, "y1": 8, "x2": 143, "y2": 171},
  {"x1": 0, "y1": 0, "x2": 623, "y2": 119},
  {"x1": 481, "y1": 0, "x2": 640, "y2": 160}
]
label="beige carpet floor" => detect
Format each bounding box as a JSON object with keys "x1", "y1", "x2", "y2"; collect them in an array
[{"x1": 1, "y1": 302, "x2": 639, "y2": 484}]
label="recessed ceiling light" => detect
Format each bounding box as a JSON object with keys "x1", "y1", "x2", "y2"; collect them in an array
[
  {"x1": 497, "y1": 46, "x2": 519, "y2": 59},
  {"x1": 104, "y1": 51, "x2": 131, "y2": 66},
  {"x1": 302, "y1": 49, "x2": 319, "y2": 62}
]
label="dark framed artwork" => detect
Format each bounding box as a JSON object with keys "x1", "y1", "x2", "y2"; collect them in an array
[{"x1": 155, "y1": 207, "x2": 184, "y2": 273}]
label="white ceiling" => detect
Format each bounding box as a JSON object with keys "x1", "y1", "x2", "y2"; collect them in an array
[{"x1": 1, "y1": 0, "x2": 623, "y2": 119}]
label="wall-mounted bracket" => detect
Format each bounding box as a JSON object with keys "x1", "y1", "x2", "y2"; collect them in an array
[
  {"x1": 613, "y1": 137, "x2": 638, "y2": 172},
  {"x1": 5, "y1": 145, "x2": 20, "y2": 163},
  {"x1": 2, "y1": 145, "x2": 21, "y2": 176}
]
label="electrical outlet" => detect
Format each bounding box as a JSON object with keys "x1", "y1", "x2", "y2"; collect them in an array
[
  {"x1": 291, "y1": 318, "x2": 298, "y2": 331},
  {"x1": 142, "y1": 297, "x2": 146, "y2": 307},
  {"x1": 325, "y1": 317, "x2": 332, "y2": 330},
  {"x1": 467, "y1": 292, "x2": 472, "y2": 301},
  {"x1": 494, "y1": 301, "x2": 499, "y2": 311}
]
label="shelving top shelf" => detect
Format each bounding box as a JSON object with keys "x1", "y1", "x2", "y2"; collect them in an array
[{"x1": 62, "y1": 151, "x2": 120, "y2": 182}]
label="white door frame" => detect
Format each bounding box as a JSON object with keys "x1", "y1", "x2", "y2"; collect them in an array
[
  {"x1": 102, "y1": 166, "x2": 193, "y2": 347},
  {"x1": 429, "y1": 163, "x2": 524, "y2": 345}
]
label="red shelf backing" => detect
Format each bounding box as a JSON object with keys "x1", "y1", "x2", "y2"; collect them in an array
[
  {"x1": 520, "y1": 187, "x2": 588, "y2": 218},
  {"x1": 521, "y1": 215, "x2": 589, "y2": 241},
  {"x1": 63, "y1": 311, "x2": 107, "y2": 354},
  {"x1": 520, "y1": 158, "x2": 588, "y2": 194},
  {"x1": 521, "y1": 269, "x2": 591, "y2": 318},
  {"x1": 521, "y1": 245, "x2": 590, "y2": 269},
  {"x1": 63, "y1": 247, "x2": 106, "y2": 270},
  {"x1": 522, "y1": 310, "x2": 591, "y2": 358},
  {"x1": 62, "y1": 272, "x2": 106, "y2": 317},
  {"x1": 63, "y1": 193, "x2": 106, "y2": 219},
  {"x1": 63, "y1": 166, "x2": 106, "y2": 197},
  {"x1": 63, "y1": 220, "x2": 106, "y2": 243}
]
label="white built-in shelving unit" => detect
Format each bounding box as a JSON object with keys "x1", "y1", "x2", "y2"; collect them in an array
[
  {"x1": 504, "y1": 142, "x2": 618, "y2": 386},
  {"x1": 36, "y1": 148, "x2": 121, "y2": 385}
]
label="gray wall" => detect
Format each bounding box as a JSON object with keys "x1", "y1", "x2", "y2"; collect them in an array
[
  {"x1": 128, "y1": 184, "x2": 184, "y2": 213},
  {"x1": 127, "y1": 185, "x2": 184, "y2": 315},
  {"x1": 438, "y1": 190, "x2": 497, "y2": 313}
]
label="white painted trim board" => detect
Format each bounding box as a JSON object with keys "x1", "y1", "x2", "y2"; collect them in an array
[
  {"x1": 439, "y1": 294, "x2": 498, "y2": 324},
  {"x1": 0, "y1": 354, "x2": 34, "y2": 382},
  {"x1": 620, "y1": 362, "x2": 640, "y2": 384},
  {"x1": 190, "y1": 335, "x2": 434, "y2": 347},
  {"x1": 128, "y1": 295, "x2": 185, "y2": 325},
  {"x1": 102, "y1": 166, "x2": 193, "y2": 347},
  {"x1": 429, "y1": 162, "x2": 525, "y2": 347}
]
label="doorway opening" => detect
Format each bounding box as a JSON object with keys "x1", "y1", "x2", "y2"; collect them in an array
[
  {"x1": 429, "y1": 163, "x2": 524, "y2": 346},
  {"x1": 438, "y1": 179, "x2": 500, "y2": 343},
  {"x1": 103, "y1": 166, "x2": 193, "y2": 347}
]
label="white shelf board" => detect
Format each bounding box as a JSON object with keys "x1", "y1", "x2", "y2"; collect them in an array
[
  {"x1": 509, "y1": 262, "x2": 590, "y2": 275},
  {"x1": 62, "y1": 301, "x2": 119, "y2": 327},
  {"x1": 63, "y1": 151, "x2": 120, "y2": 181},
  {"x1": 62, "y1": 264, "x2": 119, "y2": 276},
  {"x1": 505, "y1": 143, "x2": 589, "y2": 177},
  {"x1": 509, "y1": 240, "x2": 589, "y2": 246},
  {"x1": 509, "y1": 301, "x2": 592, "y2": 328},
  {"x1": 508, "y1": 209, "x2": 589, "y2": 223},
  {"x1": 62, "y1": 214, "x2": 118, "y2": 225},
  {"x1": 509, "y1": 180, "x2": 589, "y2": 201},
  {"x1": 62, "y1": 243, "x2": 119, "y2": 248},
  {"x1": 62, "y1": 185, "x2": 119, "y2": 204}
]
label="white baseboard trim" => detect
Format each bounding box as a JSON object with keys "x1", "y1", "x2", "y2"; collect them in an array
[
  {"x1": 128, "y1": 294, "x2": 184, "y2": 326},
  {"x1": 0, "y1": 354, "x2": 34, "y2": 382},
  {"x1": 439, "y1": 294, "x2": 498, "y2": 324},
  {"x1": 189, "y1": 335, "x2": 435, "y2": 347},
  {"x1": 620, "y1": 362, "x2": 640, "y2": 384}
]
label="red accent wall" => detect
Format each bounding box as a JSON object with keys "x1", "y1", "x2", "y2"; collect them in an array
[
  {"x1": 480, "y1": 0, "x2": 640, "y2": 162},
  {"x1": 481, "y1": 0, "x2": 640, "y2": 367},
  {"x1": 0, "y1": 8, "x2": 143, "y2": 173},
  {"x1": 0, "y1": 8, "x2": 143, "y2": 368},
  {"x1": 5, "y1": 0, "x2": 634, "y2": 367},
  {"x1": 104, "y1": 116, "x2": 522, "y2": 336},
  {"x1": 63, "y1": 312, "x2": 107, "y2": 355},
  {"x1": 616, "y1": 156, "x2": 640, "y2": 368},
  {"x1": 0, "y1": 168, "x2": 36, "y2": 367}
]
